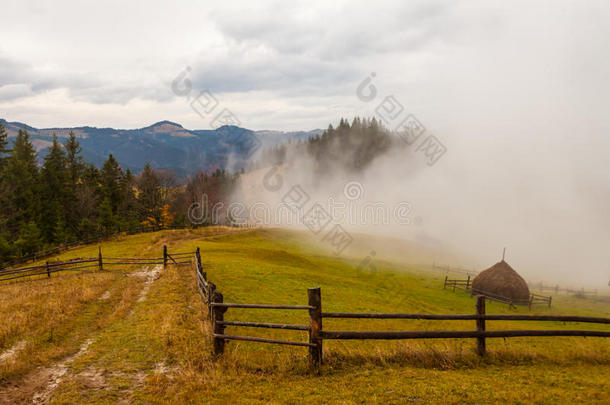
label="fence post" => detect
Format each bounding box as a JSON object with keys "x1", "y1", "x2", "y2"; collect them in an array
[
  {"x1": 443, "y1": 276, "x2": 447, "y2": 289},
  {"x1": 476, "y1": 295, "x2": 486, "y2": 356},
  {"x1": 548, "y1": 296, "x2": 552, "y2": 308},
  {"x1": 46, "y1": 261, "x2": 51, "y2": 278},
  {"x1": 208, "y1": 282, "x2": 216, "y2": 319},
  {"x1": 196, "y1": 247, "x2": 202, "y2": 269},
  {"x1": 308, "y1": 287, "x2": 323, "y2": 366},
  {"x1": 211, "y1": 290, "x2": 226, "y2": 356},
  {"x1": 163, "y1": 245, "x2": 168, "y2": 268},
  {"x1": 466, "y1": 275, "x2": 471, "y2": 290},
  {"x1": 98, "y1": 247, "x2": 103, "y2": 271},
  {"x1": 528, "y1": 295, "x2": 533, "y2": 310}
]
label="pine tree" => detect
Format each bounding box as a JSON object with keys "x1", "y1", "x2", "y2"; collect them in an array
[
  {"x1": 0, "y1": 122, "x2": 10, "y2": 244},
  {"x1": 100, "y1": 154, "x2": 123, "y2": 215},
  {"x1": 14, "y1": 221, "x2": 43, "y2": 257},
  {"x1": 138, "y1": 163, "x2": 162, "y2": 227},
  {"x1": 71, "y1": 163, "x2": 101, "y2": 238},
  {"x1": 118, "y1": 169, "x2": 139, "y2": 230},
  {"x1": 64, "y1": 131, "x2": 85, "y2": 236},
  {"x1": 2, "y1": 129, "x2": 40, "y2": 238},
  {"x1": 0, "y1": 121, "x2": 9, "y2": 171},
  {"x1": 98, "y1": 197, "x2": 116, "y2": 236},
  {"x1": 64, "y1": 131, "x2": 83, "y2": 184},
  {"x1": 40, "y1": 135, "x2": 69, "y2": 242}
]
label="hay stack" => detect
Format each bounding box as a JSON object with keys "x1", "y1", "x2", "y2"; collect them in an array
[{"x1": 472, "y1": 260, "x2": 530, "y2": 304}]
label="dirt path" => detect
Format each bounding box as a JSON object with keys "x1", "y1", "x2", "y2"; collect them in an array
[
  {"x1": 0, "y1": 264, "x2": 165, "y2": 404},
  {"x1": 136, "y1": 265, "x2": 162, "y2": 303},
  {"x1": 0, "y1": 341, "x2": 26, "y2": 363},
  {"x1": 0, "y1": 339, "x2": 93, "y2": 405}
]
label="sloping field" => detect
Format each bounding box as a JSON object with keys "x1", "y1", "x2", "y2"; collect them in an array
[{"x1": 0, "y1": 228, "x2": 608, "y2": 404}]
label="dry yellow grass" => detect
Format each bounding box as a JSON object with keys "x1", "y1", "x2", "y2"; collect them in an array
[{"x1": 0, "y1": 227, "x2": 608, "y2": 404}]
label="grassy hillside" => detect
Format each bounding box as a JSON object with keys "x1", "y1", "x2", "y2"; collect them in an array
[{"x1": 0, "y1": 228, "x2": 609, "y2": 404}]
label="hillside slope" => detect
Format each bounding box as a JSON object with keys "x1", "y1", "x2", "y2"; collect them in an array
[
  {"x1": 0, "y1": 119, "x2": 321, "y2": 176},
  {"x1": 0, "y1": 228, "x2": 608, "y2": 404}
]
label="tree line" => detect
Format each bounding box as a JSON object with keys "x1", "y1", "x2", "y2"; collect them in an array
[
  {"x1": 0, "y1": 117, "x2": 388, "y2": 264},
  {"x1": 0, "y1": 122, "x2": 237, "y2": 264},
  {"x1": 251, "y1": 117, "x2": 394, "y2": 173}
]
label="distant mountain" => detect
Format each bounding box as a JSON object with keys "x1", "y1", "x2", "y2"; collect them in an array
[{"x1": 0, "y1": 119, "x2": 321, "y2": 177}]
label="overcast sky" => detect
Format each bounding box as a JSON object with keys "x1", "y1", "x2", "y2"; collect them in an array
[{"x1": 1, "y1": 0, "x2": 607, "y2": 131}]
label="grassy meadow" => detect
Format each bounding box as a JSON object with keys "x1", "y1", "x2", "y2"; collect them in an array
[{"x1": 0, "y1": 227, "x2": 608, "y2": 404}]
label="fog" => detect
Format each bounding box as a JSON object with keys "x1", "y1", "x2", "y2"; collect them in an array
[
  {"x1": 233, "y1": 122, "x2": 609, "y2": 290},
  {"x1": 231, "y1": 2, "x2": 610, "y2": 290}
]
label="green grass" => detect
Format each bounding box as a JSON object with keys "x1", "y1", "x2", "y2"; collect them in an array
[{"x1": 1, "y1": 227, "x2": 609, "y2": 404}]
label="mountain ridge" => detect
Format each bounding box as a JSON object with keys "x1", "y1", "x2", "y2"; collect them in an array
[{"x1": 0, "y1": 119, "x2": 322, "y2": 176}]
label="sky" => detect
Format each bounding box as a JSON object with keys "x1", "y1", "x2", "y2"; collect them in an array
[
  {"x1": 0, "y1": 0, "x2": 606, "y2": 131},
  {"x1": 2, "y1": 0, "x2": 610, "y2": 286}
]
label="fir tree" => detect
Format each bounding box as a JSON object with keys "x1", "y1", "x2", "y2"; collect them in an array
[
  {"x1": 98, "y1": 197, "x2": 116, "y2": 235},
  {"x1": 2, "y1": 129, "x2": 40, "y2": 237},
  {"x1": 64, "y1": 131, "x2": 85, "y2": 236},
  {"x1": 137, "y1": 163, "x2": 162, "y2": 226},
  {"x1": 100, "y1": 154, "x2": 123, "y2": 214},
  {"x1": 41, "y1": 135, "x2": 69, "y2": 242},
  {"x1": 14, "y1": 221, "x2": 43, "y2": 257},
  {"x1": 0, "y1": 121, "x2": 9, "y2": 171}
]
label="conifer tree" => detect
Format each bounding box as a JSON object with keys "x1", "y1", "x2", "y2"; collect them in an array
[
  {"x1": 137, "y1": 163, "x2": 162, "y2": 227},
  {"x1": 100, "y1": 154, "x2": 123, "y2": 214},
  {"x1": 2, "y1": 129, "x2": 40, "y2": 237},
  {"x1": 0, "y1": 121, "x2": 9, "y2": 171},
  {"x1": 64, "y1": 131, "x2": 85, "y2": 236},
  {"x1": 41, "y1": 135, "x2": 69, "y2": 242}
]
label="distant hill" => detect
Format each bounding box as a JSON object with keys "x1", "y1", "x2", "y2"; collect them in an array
[{"x1": 0, "y1": 119, "x2": 321, "y2": 177}]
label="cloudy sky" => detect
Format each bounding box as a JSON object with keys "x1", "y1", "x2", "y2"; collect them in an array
[{"x1": 1, "y1": 0, "x2": 607, "y2": 131}]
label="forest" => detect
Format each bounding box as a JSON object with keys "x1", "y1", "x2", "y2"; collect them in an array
[
  {"x1": 0, "y1": 117, "x2": 394, "y2": 264},
  {"x1": 0, "y1": 122, "x2": 238, "y2": 264},
  {"x1": 252, "y1": 117, "x2": 394, "y2": 173}
]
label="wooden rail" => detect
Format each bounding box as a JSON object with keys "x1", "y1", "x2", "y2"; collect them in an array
[
  {"x1": 193, "y1": 259, "x2": 610, "y2": 367},
  {"x1": 0, "y1": 245, "x2": 190, "y2": 284},
  {"x1": 443, "y1": 275, "x2": 472, "y2": 291},
  {"x1": 444, "y1": 276, "x2": 553, "y2": 309}
]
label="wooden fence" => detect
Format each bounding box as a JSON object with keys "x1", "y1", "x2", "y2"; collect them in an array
[
  {"x1": 0, "y1": 224, "x2": 193, "y2": 269},
  {"x1": 444, "y1": 276, "x2": 552, "y2": 309},
  {"x1": 530, "y1": 282, "x2": 598, "y2": 297},
  {"x1": 432, "y1": 263, "x2": 478, "y2": 277},
  {"x1": 0, "y1": 222, "x2": 258, "y2": 270},
  {"x1": 0, "y1": 245, "x2": 189, "y2": 283},
  {"x1": 443, "y1": 275, "x2": 472, "y2": 291},
  {"x1": 194, "y1": 259, "x2": 610, "y2": 366}
]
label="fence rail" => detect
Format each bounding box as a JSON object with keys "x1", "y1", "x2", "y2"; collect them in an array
[
  {"x1": 443, "y1": 275, "x2": 472, "y2": 291},
  {"x1": 193, "y1": 258, "x2": 610, "y2": 366},
  {"x1": 444, "y1": 276, "x2": 553, "y2": 309},
  {"x1": 0, "y1": 222, "x2": 258, "y2": 270},
  {"x1": 0, "y1": 245, "x2": 191, "y2": 284}
]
